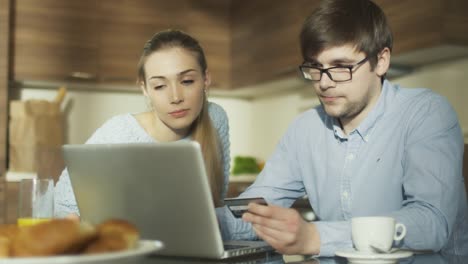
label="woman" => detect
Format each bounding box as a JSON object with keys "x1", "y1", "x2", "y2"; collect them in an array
[{"x1": 54, "y1": 29, "x2": 230, "y2": 217}]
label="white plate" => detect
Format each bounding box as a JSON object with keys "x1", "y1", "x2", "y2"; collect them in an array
[
  {"x1": 1, "y1": 240, "x2": 164, "y2": 264},
  {"x1": 335, "y1": 248, "x2": 413, "y2": 264}
]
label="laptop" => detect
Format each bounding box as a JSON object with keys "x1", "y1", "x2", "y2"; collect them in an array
[{"x1": 63, "y1": 142, "x2": 273, "y2": 259}]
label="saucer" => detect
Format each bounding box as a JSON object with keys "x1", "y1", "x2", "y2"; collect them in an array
[{"x1": 335, "y1": 248, "x2": 413, "y2": 264}]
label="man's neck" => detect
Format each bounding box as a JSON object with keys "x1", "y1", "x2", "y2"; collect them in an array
[{"x1": 339, "y1": 83, "x2": 383, "y2": 135}]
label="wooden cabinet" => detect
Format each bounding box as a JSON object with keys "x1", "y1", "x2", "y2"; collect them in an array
[
  {"x1": 14, "y1": 0, "x2": 100, "y2": 82},
  {"x1": 10, "y1": 0, "x2": 468, "y2": 90},
  {"x1": 374, "y1": 0, "x2": 468, "y2": 56},
  {"x1": 97, "y1": 0, "x2": 230, "y2": 88},
  {"x1": 13, "y1": 0, "x2": 231, "y2": 89},
  {"x1": 231, "y1": 0, "x2": 468, "y2": 88},
  {"x1": 231, "y1": 0, "x2": 319, "y2": 89}
]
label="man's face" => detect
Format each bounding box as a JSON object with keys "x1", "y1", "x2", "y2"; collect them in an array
[{"x1": 309, "y1": 45, "x2": 383, "y2": 126}]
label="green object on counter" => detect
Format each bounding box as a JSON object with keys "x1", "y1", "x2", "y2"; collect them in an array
[{"x1": 232, "y1": 156, "x2": 260, "y2": 175}]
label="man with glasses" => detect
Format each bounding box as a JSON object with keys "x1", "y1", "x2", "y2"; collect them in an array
[{"x1": 217, "y1": 0, "x2": 467, "y2": 256}]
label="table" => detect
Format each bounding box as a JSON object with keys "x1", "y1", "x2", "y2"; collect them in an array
[{"x1": 139, "y1": 252, "x2": 467, "y2": 264}]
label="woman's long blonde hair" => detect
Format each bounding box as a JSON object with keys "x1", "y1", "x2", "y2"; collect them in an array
[{"x1": 137, "y1": 29, "x2": 224, "y2": 206}]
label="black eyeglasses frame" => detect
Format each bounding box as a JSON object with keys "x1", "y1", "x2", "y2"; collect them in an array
[{"x1": 298, "y1": 56, "x2": 370, "y2": 82}]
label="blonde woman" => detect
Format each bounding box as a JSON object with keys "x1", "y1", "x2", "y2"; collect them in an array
[{"x1": 55, "y1": 30, "x2": 230, "y2": 217}]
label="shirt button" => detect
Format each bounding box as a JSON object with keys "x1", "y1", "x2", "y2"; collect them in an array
[
  {"x1": 342, "y1": 191, "x2": 349, "y2": 199},
  {"x1": 347, "y1": 154, "x2": 355, "y2": 160},
  {"x1": 364, "y1": 135, "x2": 370, "y2": 141}
]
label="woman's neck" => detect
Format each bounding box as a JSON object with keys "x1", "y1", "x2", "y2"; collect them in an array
[{"x1": 135, "y1": 112, "x2": 189, "y2": 142}]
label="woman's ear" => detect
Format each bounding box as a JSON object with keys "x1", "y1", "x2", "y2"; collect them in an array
[
  {"x1": 204, "y1": 70, "x2": 211, "y2": 89},
  {"x1": 375, "y1": 47, "x2": 391, "y2": 77}
]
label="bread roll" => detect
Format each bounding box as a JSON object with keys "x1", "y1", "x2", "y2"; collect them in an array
[
  {"x1": 11, "y1": 219, "x2": 97, "y2": 257},
  {"x1": 83, "y1": 219, "x2": 139, "y2": 254}
]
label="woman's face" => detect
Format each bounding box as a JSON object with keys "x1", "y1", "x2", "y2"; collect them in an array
[{"x1": 141, "y1": 47, "x2": 209, "y2": 136}]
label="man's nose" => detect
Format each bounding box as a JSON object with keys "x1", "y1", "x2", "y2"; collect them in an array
[{"x1": 319, "y1": 71, "x2": 335, "y2": 90}]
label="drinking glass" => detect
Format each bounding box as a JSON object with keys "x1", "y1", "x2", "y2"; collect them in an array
[{"x1": 17, "y1": 178, "x2": 54, "y2": 226}]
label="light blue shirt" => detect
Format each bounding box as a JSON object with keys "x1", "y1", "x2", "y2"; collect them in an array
[{"x1": 217, "y1": 80, "x2": 468, "y2": 257}]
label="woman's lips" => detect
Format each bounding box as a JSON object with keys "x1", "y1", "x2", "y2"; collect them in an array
[{"x1": 169, "y1": 109, "x2": 189, "y2": 118}]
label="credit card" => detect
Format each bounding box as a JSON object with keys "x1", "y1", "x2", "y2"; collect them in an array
[{"x1": 224, "y1": 197, "x2": 267, "y2": 218}]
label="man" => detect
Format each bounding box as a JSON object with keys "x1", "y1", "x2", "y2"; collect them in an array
[{"x1": 217, "y1": 0, "x2": 468, "y2": 257}]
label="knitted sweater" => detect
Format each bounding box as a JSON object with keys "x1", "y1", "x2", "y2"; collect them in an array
[{"x1": 54, "y1": 102, "x2": 230, "y2": 217}]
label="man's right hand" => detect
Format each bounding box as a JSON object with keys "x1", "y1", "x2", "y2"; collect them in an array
[{"x1": 65, "y1": 213, "x2": 80, "y2": 222}]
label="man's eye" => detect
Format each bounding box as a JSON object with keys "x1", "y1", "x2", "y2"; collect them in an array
[
  {"x1": 154, "y1": 85, "x2": 165, "y2": 90},
  {"x1": 182, "y1": 80, "x2": 194, "y2": 85}
]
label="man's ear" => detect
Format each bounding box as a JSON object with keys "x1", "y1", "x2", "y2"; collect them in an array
[
  {"x1": 204, "y1": 70, "x2": 211, "y2": 89},
  {"x1": 375, "y1": 47, "x2": 391, "y2": 77}
]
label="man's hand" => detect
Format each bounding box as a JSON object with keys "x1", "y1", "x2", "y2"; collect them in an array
[
  {"x1": 65, "y1": 213, "x2": 80, "y2": 222},
  {"x1": 242, "y1": 203, "x2": 320, "y2": 255}
]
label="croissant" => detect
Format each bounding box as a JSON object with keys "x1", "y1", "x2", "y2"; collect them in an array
[
  {"x1": 83, "y1": 219, "x2": 140, "y2": 254},
  {"x1": 11, "y1": 219, "x2": 97, "y2": 257}
]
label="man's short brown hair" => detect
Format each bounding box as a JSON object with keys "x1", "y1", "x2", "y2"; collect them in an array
[{"x1": 300, "y1": 0, "x2": 392, "y2": 69}]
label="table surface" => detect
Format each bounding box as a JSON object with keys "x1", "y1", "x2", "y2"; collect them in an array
[{"x1": 139, "y1": 252, "x2": 466, "y2": 264}]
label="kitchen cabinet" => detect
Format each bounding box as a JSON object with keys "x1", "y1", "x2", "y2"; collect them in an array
[
  {"x1": 13, "y1": 0, "x2": 231, "y2": 89},
  {"x1": 14, "y1": 0, "x2": 100, "y2": 83},
  {"x1": 231, "y1": 0, "x2": 468, "y2": 88},
  {"x1": 374, "y1": 0, "x2": 468, "y2": 66},
  {"x1": 11, "y1": 0, "x2": 468, "y2": 91},
  {"x1": 231, "y1": 0, "x2": 319, "y2": 89},
  {"x1": 98, "y1": 0, "x2": 230, "y2": 88}
]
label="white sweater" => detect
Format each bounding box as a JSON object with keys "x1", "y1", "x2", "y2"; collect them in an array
[{"x1": 54, "y1": 102, "x2": 230, "y2": 217}]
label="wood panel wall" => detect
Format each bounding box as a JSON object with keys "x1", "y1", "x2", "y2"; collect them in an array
[
  {"x1": 13, "y1": 0, "x2": 231, "y2": 90},
  {"x1": 443, "y1": 0, "x2": 468, "y2": 45},
  {"x1": 230, "y1": 0, "x2": 318, "y2": 88}
]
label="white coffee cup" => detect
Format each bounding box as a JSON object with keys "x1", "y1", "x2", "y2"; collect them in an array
[{"x1": 351, "y1": 216, "x2": 406, "y2": 253}]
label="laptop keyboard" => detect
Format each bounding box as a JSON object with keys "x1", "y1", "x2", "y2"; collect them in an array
[{"x1": 224, "y1": 244, "x2": 249, "y2": 250}]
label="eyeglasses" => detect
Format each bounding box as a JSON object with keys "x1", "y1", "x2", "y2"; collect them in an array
[{"x1": 299, "y1": 57, "x2": 370, "y2": 82}]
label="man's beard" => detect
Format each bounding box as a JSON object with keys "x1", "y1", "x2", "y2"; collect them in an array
[{"x1": 321, "y1": 99, "x2": 367, "y2": 121}]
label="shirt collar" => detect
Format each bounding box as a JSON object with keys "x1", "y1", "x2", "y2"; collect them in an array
[{"x1": 332, "y1": 80, "x2": 393, "y2": 142}]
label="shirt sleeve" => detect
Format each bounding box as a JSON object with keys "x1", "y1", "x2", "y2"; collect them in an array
[
  {"x1": 387, "y1": 94, "x2": 464, "y2": 252},
  {"x1": 314, "y1": 221, "x2": 353, "y2": 256},
  {"x1": 239, "y1": 113, "x2": 308, "y2": 205},
  {"x1": 217, "y1": 117, "x2": 307, "y2": 240}
]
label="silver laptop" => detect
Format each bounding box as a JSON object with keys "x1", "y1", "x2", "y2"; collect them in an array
[{"x1": 63, "y1": 142, "x2": 273, "y2": 259}]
